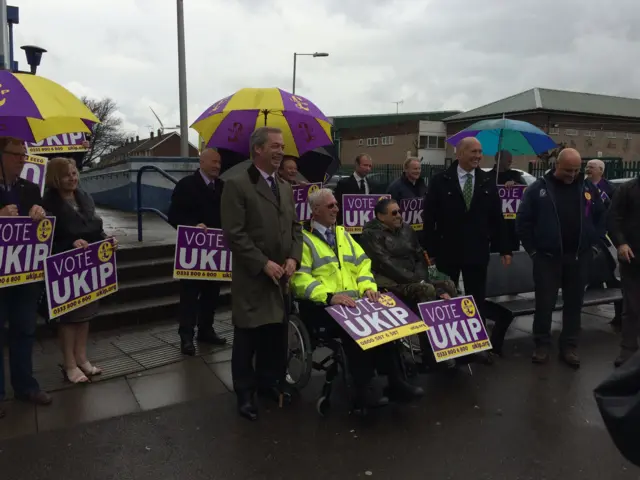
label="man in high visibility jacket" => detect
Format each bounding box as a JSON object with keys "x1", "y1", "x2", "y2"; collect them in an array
[{"x1": 291, "y1": 188, "x2": 424, "y2": 412}]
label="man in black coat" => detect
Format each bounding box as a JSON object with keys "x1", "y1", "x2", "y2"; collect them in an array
[
  {"x1": 168, "y1": 148, "x2": 227, "y2": 355},
  {"x1": 422, "y1": 137, "x2": 511, "y2": 363},
  {"x1": 387, "y1": 157, "x2": 427, "y2": 202},
  {"x1": 334, "y1": 153, "x2": 378, "y2": 229},
  {"x1": 0, "y1": 137, "x2": 52, "y2": 418}
]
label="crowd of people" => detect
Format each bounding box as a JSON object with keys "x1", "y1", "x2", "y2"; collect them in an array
[{"x1": 0, "y1": 127, "x2": 638, "y2": 425}]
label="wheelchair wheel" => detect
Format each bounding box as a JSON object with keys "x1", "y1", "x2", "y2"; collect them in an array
[
  {"x1": 316, "y1": 396, "x2": 331, "y2": 416},
  {"x1": 286, "y1": 314, "x2": 313, "y2": 390}
]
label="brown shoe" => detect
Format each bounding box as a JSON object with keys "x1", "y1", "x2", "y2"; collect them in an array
[
  {"x1": 560, "y1": 348, "x2": 581, "y2": 369},
  {"x1": 15, "y1": 390, "x2": 52, "y2": 406},
  {"x1": 532, "y1": 346, "x2": 550, "y2": 364},
  {"x1": 614, "y1": 350, "x2": 637, "y2": 368}
]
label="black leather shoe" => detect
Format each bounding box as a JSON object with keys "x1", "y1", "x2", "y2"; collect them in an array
[
  {"x1": 197, "y1": 331, "x2": 227, "y2": 346},
  {"x1": 258, "y1": 386, "x2": 292, "y2": 405},
  {"x1": 181, "y1": 338, "x2": 195, "y2": 356},
  {"x1": 386, "y1": 379, "x2": 425, "y2": 402},
  {"x1": 473, "y1": 351, "x2": 494, "y2": 365},
  {"x1": 237, "y1": 393, "x2": 258, "y2": 421},
  {"x1": 354, "y1": 386, "x2": 389, "y2": 411}
]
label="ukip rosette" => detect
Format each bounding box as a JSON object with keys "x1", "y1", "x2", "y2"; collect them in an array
[
  {"x1": 173, "y1": 226, "x2": 232, "y2": 281},
  {"x1": 341, "y1": 194, "x2": 391, "y2": 234},
  {"x1": 418, "y1": 295, "x2": 492, "y2": 362},
  {"x1": 498, "y1": 185, "x2": 526, "y2": 219},
  {"x1": 293, "y1": 183, "x2": 321, "y2": 222},
  {"x1": 44, "y1": 238, "x2": 118, "y2": 319},
  {"x1": 325, "y1": 293, "x2": 428, "y2": 350},
  {"x1": 0, "y1": 216, "x2": 56, "y2": 288}
]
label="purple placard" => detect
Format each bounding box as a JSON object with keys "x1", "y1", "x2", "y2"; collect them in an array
[
  {"x1": 342, "y1": 194, "x2": 391, "y2": 234},
  {"x1": 293, "y1": 183, "x2": 321, "y2": 222},
  {"x1": 498, "y1": 185, "x2": 526, "y2": 219},
  {"x1": 173, "y1": 226, "x2": 232, "y2": 281},
  {"x1": 20, "y1": 154, "x2": 47, "y2": 196},
  {"x1": 399, "y1": 197, "x2": 424, "y2": 231},
  {"x1": 0, "y1": 216, "x2": 55, "y2": 288},
  {"x1": 325, "y1": 293, "x2": 428, "y2": 350},
  {"x1": 418, "y1": 296, "x2": 492, "y2": 362},
  {"x1": 26, "y1": 132, "x2": 87, "y2": 154},
  {"x1": 44, "y1": 238, "x2": 118, "y2": 319}
]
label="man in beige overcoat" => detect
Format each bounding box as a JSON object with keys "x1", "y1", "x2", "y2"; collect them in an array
[{"x1": 221, "y1": 126, "x2": 302, "y2": 421}]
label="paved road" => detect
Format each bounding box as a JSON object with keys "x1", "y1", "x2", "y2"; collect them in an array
[{"x1": 0, "y1": 328, "x2": 636, "y2": 480}]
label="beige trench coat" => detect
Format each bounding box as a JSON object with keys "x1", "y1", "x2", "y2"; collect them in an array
[{"x1": 221, "y1": 164, "x2": 303, "y2": 329}]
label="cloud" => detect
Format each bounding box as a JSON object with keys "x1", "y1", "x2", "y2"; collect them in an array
[{"x1": 12, "y1": 0, "x2": 640, "y2": 146}]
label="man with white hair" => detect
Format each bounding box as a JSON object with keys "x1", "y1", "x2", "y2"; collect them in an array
[
  {"x1": 291, "y1": 188, "x2": 424, "y2": 414},
  {"x1": 586, "y1": 159, "x2": 615, "y2": 207}
]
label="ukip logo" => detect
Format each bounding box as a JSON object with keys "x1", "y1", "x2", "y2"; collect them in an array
[
  {"x1": 291, "y1": 95, "x2": 310, "y2": 112},
  {"x1": 228, "y1": 122, "x2": 243, "y2": 142},
  {"x1": 298, "y1": 122, "x2": 315, "y2": 143},
  {"x1": 0, "y1": 84, "x2": 10, "y2": 107}
]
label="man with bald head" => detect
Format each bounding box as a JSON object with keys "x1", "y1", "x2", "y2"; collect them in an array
[
  {"x1": 168, "y1": 148, "x2": 227, "y2": 355},
  {"x1": 423, "y1": 137, "x2": 511, "y2": 364},
  {"x1": 517, "y1": 148, "x2": 606, "y2": 367}
]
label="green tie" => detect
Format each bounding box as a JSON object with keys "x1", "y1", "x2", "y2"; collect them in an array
[{"x1": 463, "y1": 173, "x2": 473, "y2": 210}]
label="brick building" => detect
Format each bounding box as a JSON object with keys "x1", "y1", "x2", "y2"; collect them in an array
[
  {"x1": 444, "y1": 88, "x2": 640, "y2": 170},
  {"x1": 99, "y1": 130, "x2": 198, "y2": 166},
  {"x1": 332, "y1": 111, "x2": 460, "y2": 166}
]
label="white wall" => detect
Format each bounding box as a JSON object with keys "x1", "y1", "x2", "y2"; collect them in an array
[{"x1": 418, "y1": 121, "x2": 447, "y2": 164}]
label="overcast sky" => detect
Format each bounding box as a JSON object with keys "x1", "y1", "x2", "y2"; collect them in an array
[{"x1": 14, "y1": 0, "x2": 640, "y2": 144}]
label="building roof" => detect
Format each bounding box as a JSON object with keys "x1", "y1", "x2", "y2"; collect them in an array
[
  {"x1": 100, "y1": 132, "x2": 196, "y2": 164},
  {"x1": 331, "y1": 110, "x2": 461, "y2": 130},
  {"x1": 444, "y1": 88, "x2": 640, "y2": 122}
]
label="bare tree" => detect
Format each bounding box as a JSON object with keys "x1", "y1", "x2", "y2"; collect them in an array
[{"x1": 81, "y1": 97, "x2": 131, "y2": 167}]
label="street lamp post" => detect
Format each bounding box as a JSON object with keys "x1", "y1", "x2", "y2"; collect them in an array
[
  {"x1": 0, "y1": 0, "x2": 9, "y2": 69},
  {"x1": 21, "y1": 45, "x2": 46, "y2": 74},
  {"x1": 176, "y1": 0, "x2": 189, "y2": 157},
  {"x1": 292, "y1": 52, "x2": 328, "y2": 95}
]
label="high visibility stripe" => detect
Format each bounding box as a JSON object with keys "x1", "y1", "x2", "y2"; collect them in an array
[
  {"x1": 303, "y1": 235, "x2": 338, "y2": 268},
  {"x1": 357, "y1": 276, "x2": 375, "y2": 283},
  {"x1": 304, "y1": 280, "x2": 322, "y2": 299}
]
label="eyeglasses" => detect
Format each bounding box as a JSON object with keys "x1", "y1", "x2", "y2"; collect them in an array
[
  {"x1": 3, "y1": 151, "x2": 27, "y2": 160},
  {"x1": 390, "y1": 209, "x2": 400, "y2": 216},
  {"x1": 326, "y1": 203, "x2": 339, "y2": 209}
]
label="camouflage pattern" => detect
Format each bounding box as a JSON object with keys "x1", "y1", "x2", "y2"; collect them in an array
[{"x1": 386, "y1": 279, "x2": 457, "y2": 310}]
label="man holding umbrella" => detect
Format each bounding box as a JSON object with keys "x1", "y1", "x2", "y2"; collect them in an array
[{"x1": 0, "y1": 137, "x2": 52, "y2": 418}]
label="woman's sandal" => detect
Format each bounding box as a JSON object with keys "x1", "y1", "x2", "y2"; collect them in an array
[
  {"x1": 59, "y1": 364, "x2": 90, "y2": 384},
  {"x1": 78, "y1": 362, "x2": 102, "y2": 377}
]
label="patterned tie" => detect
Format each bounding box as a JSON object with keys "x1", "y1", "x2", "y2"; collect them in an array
[
  {"x1": 207, "y1": 181, "x2": 215, "y2": 191},
  {"x1": 359, "y1": 179, "x2": 366, "y2": 194},
  {"x1": 462, "y1": 173, "x2": 473, "y2": 210},
  {"x1": 325, "y1": 228, "x2": 336, "y2": 247},
  {"x1": 267, "y1": 176, "x2": 279, "y2": 201}
]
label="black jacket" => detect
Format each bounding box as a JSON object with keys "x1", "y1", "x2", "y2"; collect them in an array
[
  {"x1": 334, "y1": 174, "x2": 380, "y2": 227},
  {"x1": 42, "y1": 188, "x2": 106, "y2": 254},
  {"x1": 167, "y1": 171, "x2": 223, "y2": 229},
  {"x1": 0, "y1": 178, "x2": 42, "y2": 215},
  {"x1": 608, "y1": 176, "x2": 640, "y2": 267},
  {"x1": 516, "y1": 171, "x2": 606, "y2": 257},
  {"x1": 360, "y1": 218, "x2": 428, "y2": 286},
  {"x1": 422, "y1": 162, "x2": 510, "y2": 265},
  {"x1": 386, "y1": 175, "x2": 427, "y2": 202}
]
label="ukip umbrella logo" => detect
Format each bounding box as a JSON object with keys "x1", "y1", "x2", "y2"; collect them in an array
[
  {"x1": 97, "y1": 241, "x2": 113, "y2": 263},
  {"x1": 36, "y1": 219, "x2": 53, "y2": 242}
]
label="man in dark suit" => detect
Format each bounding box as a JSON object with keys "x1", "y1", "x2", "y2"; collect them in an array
[
  {"x1": 168, "y1": 148, "x2": 227, "y2": 356},
  {"x1": 334, "y1": 153, "x2": 376, "y2": 227},
  {"x1": 221, "y1": 127, "x2": 302, "y2": 421},
  {"x1": 422, "y1": 137, "x2": 511, "y2": 363},
  {"x1": 0, "y1": 137, "x2": 52, "y2": 418}
]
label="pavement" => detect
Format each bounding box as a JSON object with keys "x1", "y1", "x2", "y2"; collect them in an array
[{"x1": 0, "y1": 305, "x2": 637, "y2": 479}]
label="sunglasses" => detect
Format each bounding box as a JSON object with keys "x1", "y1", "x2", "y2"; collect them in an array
[
  {"x1": 326, "y1": 202, "x2": 339, "y2": 209},
  {"x1": 389, "y1": 209, "x2": 400, "y2": 216}
]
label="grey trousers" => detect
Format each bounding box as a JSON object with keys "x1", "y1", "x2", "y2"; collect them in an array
[{"x1": 620, "y1": 262, "x2": 640, "y2": 352}]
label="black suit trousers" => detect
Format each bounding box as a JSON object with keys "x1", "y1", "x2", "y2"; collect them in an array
[
  {"x1": 178, "y1": 280, "x2": 221, "y2": 337},
  {"x1": 436, "y1": 263, "x2": 489, "y2": 324},
  {"x1": 232, "y1": 323, "x2": 285, "y2": 393}
]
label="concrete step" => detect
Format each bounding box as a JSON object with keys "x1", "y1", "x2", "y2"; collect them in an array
[
  {"x1": 102, "y1": 275, "x2": 180, "y2": 305},
  {"x1": 116, "y1": 242, "x2": 176, "y2": 263},
  {"x1": 117, "y1": 257, "x2": 174, "y2": 283}
]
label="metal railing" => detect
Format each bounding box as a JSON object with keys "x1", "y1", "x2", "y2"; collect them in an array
[
  {"x1": 136, "y1": 165, "x2": 178, "y2": 242},
  {"x1": 528, "y1": 158, "x2": 640, "y2": 179}
]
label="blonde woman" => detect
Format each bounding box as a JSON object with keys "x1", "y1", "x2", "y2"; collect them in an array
[{"x1": 42, "y1": 158, "x2": 118, "y2": 384}]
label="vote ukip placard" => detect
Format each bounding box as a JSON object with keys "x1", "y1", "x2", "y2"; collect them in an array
[
  {"x1": 293, "y1": 183, "x2": 322, "y2": 222},
  {"x1": 342, "y1": 194, "x2": 391, "y2": 234},
  {"x1": 173, "y1": 226, "x2": 232, "y2": 281},
  {"x1": 0, "y1": 217, "x2": 55, "y2": 288},
  {"x1": 498, "y1": 185, "x2": 526, "y2": 220},
  {"x1": 44, "y1": 238, "x2": 118, "y2": 319},
  {"x1": 26, "y1": 132, "x2": 88, "y2": 155},
  {"x1": 20, "y1": 155, "x2": 48, "y2": 196},
  {"x1": 418, "y1": 296, "x2": 492, "y2": 362},
  {"x1": 325, "y1": 293, "x2": 428, "y2": 350},
  {"x1": 399, "y1": 197, "x2": 424, "y2": 231}
]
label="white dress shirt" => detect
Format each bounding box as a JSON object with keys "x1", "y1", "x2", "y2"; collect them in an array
[{"x1": 457, "y1": 165, "x2": 475, "y2": 191}]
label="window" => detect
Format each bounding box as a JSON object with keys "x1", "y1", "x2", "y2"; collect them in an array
[
  {"x1": 606, "y1": 132, "x2": 617, "y2": 139},
  {"x1": 358, "y1": 139, "x2": 364, "y2": 146},
  {"x1": 583, "y1": 130, "x2": 595, "y2": 137},
  {"x1": 366, "y1": 137, "x2": 378, "y2": 147},
  {"x1": 549, "y1": 127, "x2": 560, "y2": 135},
  {"x1": 419, "y1": 135, "x2": 446, "y2": 149},
  {"x1": 381, "y1": 136, "x2": 395, "y2": 145},
  {"x1": 624, "y1": 132, "x2": 632, "y2": 140},
  {"x1": 565, "y1": 129, "x2": 578, "y2": 136}
]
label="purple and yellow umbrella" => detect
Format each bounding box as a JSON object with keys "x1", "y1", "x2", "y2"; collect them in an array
[
  {"x1": 191, "y1": 87, "x2": 332, "y2": 158},
  {"x1": 0, "y1": 71, "x2": 99, "y2": 142}
]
